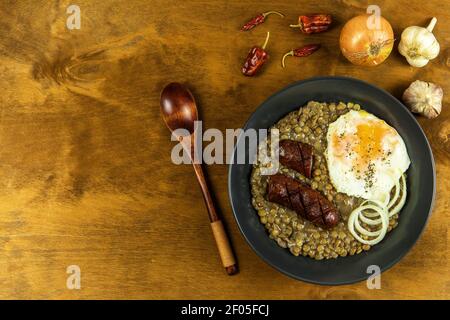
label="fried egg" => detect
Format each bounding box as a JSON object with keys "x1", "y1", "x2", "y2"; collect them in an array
[{"x1": 326, "y1": 110, "x2": 410, "y2": 202}]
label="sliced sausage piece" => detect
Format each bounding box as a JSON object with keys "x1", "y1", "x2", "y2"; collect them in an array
[
  {"x1": 279, "y1": 140, "x2": 313, "y2": 178},
  {"x1": 267, "y1": 174, "x2": 339, "y2": 228}
]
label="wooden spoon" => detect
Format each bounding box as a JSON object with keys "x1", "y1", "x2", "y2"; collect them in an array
[{"x1": 160, "y1": 82, "x2": 238, "y2": 275}]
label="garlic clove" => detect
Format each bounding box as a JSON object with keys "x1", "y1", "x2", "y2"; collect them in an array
[
  {"x1": 401, "y1": 26, "x2": 419, "y2": 44},
  {"x1": 417, "y1": 32, "x2": 439, "y2": 54},
  {"x1": 420, "y1": 39, "x2": 440, "y2": 59},
  {"x1": 418, "y1": 33, "x2": 435, "y2": 49},
  {"x1": 406, "y1": 55, "x2": 429, "y2": 67},
  {"x1": 398, "y1": 42, "x2": 409, "y2": 59},
  {"x1": 423, "y1": 106, "x2": 440, "y2": 119}
]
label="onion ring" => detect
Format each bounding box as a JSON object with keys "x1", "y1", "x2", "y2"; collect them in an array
[
  {"x1": 348, "y1": 204, "x2": 389, "y2": 245},
  {"x1": 387, "y1": 179, "x2": 400, "y2": 210},
  {"x1": 388, "y1": 174, "x2": 407, "y2": 216}
]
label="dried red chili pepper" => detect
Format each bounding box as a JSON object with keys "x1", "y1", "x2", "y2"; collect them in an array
[
  {"x1": 289, "y1": 14, "x2": 332, "y2": 34},
  {"x1": 242, "y1": 32, "x2": 270, "y2": 76},
  {"x1": 282, "y1": 44, "x2": 321, "y2": 68},
  {"x1": 241, "y1": 11, "x2": 284, "y2": 31}
]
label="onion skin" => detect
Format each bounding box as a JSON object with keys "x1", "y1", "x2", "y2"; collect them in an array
[{"x1": 340, "y1": 14, "x2": 394, "y2": 66}]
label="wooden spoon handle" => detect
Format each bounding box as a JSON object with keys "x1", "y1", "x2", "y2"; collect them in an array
[
  {"x1": 211, "y1": 220, "x2": 238, "y2": 275},
  {"x1": 192, "y1": 162, "x2": 238, "y2": 275}
]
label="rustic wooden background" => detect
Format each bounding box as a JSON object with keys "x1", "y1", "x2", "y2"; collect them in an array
[{"x1": 0, "y1": 0, "x2": 448, "y2": 299}]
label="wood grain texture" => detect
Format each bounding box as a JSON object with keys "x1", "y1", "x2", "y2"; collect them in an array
[{"x1": 0, "y1": 0, "x2": 448, "y2": 299}]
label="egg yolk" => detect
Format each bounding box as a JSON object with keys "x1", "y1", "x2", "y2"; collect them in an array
[{"x1": 332, "y1": 119, "x2": 396, "y2": 170}]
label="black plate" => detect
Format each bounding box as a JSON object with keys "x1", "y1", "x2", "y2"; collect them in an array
[{"x1": 228, "y1": 76, "x2": 435, "y2": 285}]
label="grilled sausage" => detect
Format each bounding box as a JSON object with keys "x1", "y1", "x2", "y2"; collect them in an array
[
  {"x1": 267, "y1": 174, "x2": 339, "y2": 228},
  {"x1": 279, "y1": 140, "x2": 313, "y2": 178}
]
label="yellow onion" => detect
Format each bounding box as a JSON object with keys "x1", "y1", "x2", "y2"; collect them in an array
[{"x1": 340, "y1": 14, "x2": 394, "y2": 66}]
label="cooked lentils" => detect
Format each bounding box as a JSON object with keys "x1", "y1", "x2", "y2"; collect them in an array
[{"x1": 251, "y1": 101, "x2": 400, "y2": 259}]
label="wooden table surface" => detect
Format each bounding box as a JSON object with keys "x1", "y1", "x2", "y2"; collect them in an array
[{"x1": 0, "y1": 0, "x2": 448, "y2": 299}]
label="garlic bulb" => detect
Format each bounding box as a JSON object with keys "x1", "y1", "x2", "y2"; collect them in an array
[
  {"x1": 398, "y1": 18, "x2": 440, "y2": 67},
  {"x1": 402, "y1": 80, "x2": 443, "y2": 118}
]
